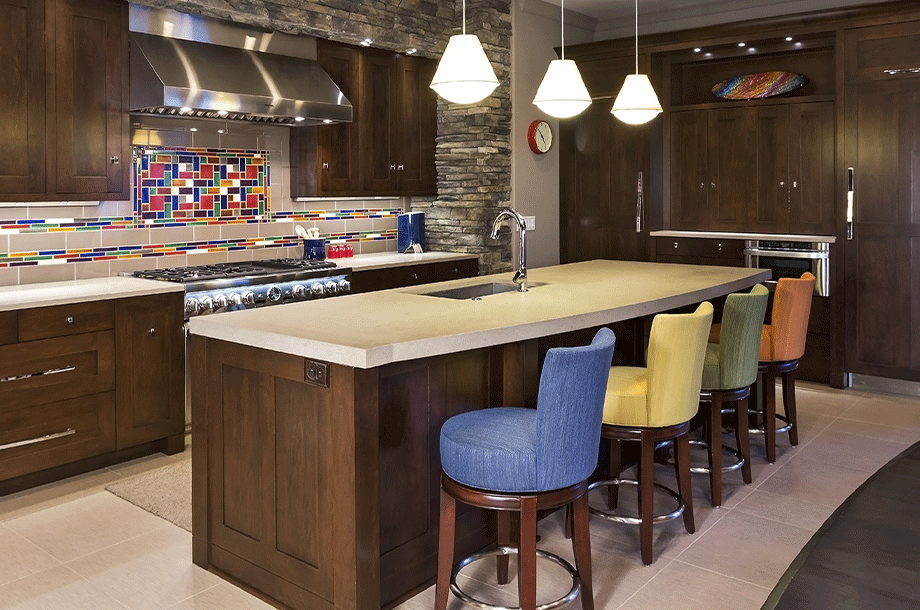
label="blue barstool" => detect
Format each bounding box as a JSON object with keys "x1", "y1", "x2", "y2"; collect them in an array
[{"x1": 436, "y1": 328, "x2": 616, "y2": 610}]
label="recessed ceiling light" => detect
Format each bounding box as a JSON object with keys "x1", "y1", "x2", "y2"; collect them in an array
[
  {"x1": 738, "y1": 42, "x2": 746, "y2": 47},
  {"x1": 322, "y1": 119, "x2": 333, "y2": 124},
  {"x1": 189, "y1": 128, "x2": 197, "y2": 132},
  {"x1": 294, "y1": 116, "x2": 305, "y2": 122},
  {"x1": 217, "y1": 129, "x2": 224, "y2": 134},
  {"x1": 795, "y1": 42, "x2": 802, "y2": 47},
  {"x1": 705, "y1": 52, "x2": 712, "y2": 57},
  {"x1": 360, "y1": 38, "x2": 373, "y2": 47},
  {"x1": 406, "y1": 48, "x2": 417, "y2": 55},
  {"x1": 786, "y1": 36, "x2": 793, "y2": 42},
  {"x1": 694, "y1": 48, "x2": 701, "y2": 53},
  {"x1": 748, "y1": 48, "x2": 756, "y2": 52}
]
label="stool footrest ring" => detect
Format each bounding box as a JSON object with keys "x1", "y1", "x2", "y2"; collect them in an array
[
  {"x1": 450, "y1": 546, "x2": 580, "y2": 610},
  {"x1": 749, "y1": 412, "x2": 792, "y2": 436},
  {"x1": 687, "y1": 439, "x2": 745, "y2": 474},
  {"x1": 587, "y1": 478, "x2": 684, "y2": 525}
]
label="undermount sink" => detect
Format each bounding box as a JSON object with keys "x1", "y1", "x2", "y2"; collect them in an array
[{"x1": 421, "y1": 282, "x2": 545, "y2": 300}]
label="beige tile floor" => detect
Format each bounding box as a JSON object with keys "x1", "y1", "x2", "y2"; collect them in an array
[{"x1": 0, "y1": 382, "x2": 918, "y2": 610}]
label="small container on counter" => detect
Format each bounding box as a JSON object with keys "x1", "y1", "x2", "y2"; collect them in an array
[{"x1": 303, "y1": 238, "x2": 327, "y2": 260}]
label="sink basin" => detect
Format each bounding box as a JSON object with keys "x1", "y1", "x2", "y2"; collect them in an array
[{"x1": 421, "y1": 282, "x2": 543, "y2": 300}]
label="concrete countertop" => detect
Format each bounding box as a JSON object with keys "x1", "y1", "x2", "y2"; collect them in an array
[
  {"x1": 188, "y1": 260, "x2": 770, "y2": 369},
  {"x1": 650, "y1": 230, "x2": 836, "y2": 243},
  {"x1": 0, "y1": 277, "x2": 185, "y2": 312},
  {"x1": 337, "y1": 251, "x2": 479, "y2": 271}
]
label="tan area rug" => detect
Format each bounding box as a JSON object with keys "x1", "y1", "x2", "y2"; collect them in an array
[{"x1": 106, "y1": 460, "x2": 192, "y2": 532}]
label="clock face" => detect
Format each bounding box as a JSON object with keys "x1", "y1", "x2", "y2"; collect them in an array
[{"x1": 528, "y1": 120, "x2": 553, "y2": 154}]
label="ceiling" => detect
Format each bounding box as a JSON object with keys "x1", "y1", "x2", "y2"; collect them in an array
[{"x1": 544, "y1": 0, "x2": 893, "y2": 40}]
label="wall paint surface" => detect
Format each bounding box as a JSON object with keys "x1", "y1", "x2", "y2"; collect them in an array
[{"x1": 511, "y1": 0, "x2": 594, "y2": 269}]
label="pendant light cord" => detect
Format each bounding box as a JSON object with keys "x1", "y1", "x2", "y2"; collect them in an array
[
  {"x1": 634, "y1": 0, "x2": 639, "y2": 74},
  {"x1": 561, "y1": 0, "x2": 565, "y2": 60},
  {"x1": 462, "y1": 0, "x2": 466, "y2": 35}
]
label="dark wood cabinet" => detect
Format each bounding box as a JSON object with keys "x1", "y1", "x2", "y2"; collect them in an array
[
  {"x1": 669, "y1": 102, "x2": 834, "y2": 235},
  {"x1": 0, "y1": 0, "x2": 46, "y2": 196},
  {"x1": 0, "y1": 0, "x2": 128, "y2": 202},
  {"x1": 560, "y1": 54, "x2": 650, "y2": 263},
  {"x1": 115, "y1": 293, "x2": 184, "y2": 449},
  {"x1": 350, "y1": 257, "x2": 478, "y2": 294},
  {"x1": 843, "y1": 21, "x2": 920, "y2": 382},
  {"x1": 291, "y1": 40, "x2": 437, "y2": 198},
  {"x1": 652, "y1": 236, "x2": 744, "y2": 267}
]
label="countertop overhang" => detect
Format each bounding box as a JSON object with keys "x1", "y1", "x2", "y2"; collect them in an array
[
  {"x1": 0, "y1": 276, "x2": 185, "y2": 312},
  {"x1": 650, "y1": 230, "x2": 836, "y2": 243},
  {"x1": 188, "y1": 260, "x2": 770, "y2": 369}
]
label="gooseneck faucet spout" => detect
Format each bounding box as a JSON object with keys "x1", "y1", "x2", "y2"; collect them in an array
[{"x1": 490, "y1": 208, "x2": 528, "y2": 292}]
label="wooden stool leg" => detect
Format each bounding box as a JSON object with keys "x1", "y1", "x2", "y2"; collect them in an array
[
  {"x1": 764, "y1": 367, "x2": 777, "y2": 463},
  {"x1": 708, "y1": 394, "x2": 723, "y2": 507},
  {"x1": 639, "y1": 431, "x2": 655, "y2": 565},
  {"x1": 518, "y1": 496, "x2": 538, "y2": 610},
  {"x1": 608, "y1": 438, "x2": 621, "y2": 510},
  {"x1": 736, "y1": 396, "x2": 752, "y2": 484},
  {"x1": 571, "y1": 491, "x2": 594, "y2": 610},
  {"x1": 497, "y1": 510, "x2": 510, "y2": 585},
  {"x1": 563, "y1": 503, "x2": 572, "y2": 540},
  {"x1": 436, "y1": 483, "x2": 456, "y2": 610},
  {"x1": 783, "y1": 369, "x2": 799, "y2": 446},
  {"x1": 675, "y1": 432, "x2": 695, "y2": 535}
]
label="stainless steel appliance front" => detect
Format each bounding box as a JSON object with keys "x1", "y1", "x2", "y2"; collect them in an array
[{"x1": 744, "y1": 240, "x2": 830, "y2": 296}]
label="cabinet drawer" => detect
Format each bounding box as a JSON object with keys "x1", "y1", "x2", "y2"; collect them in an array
[
  {"x1": 656, "y1": 238, "x2": 744, "y2": 261},
  {"x1": 19, "y1": 300, "x2": 114, "y2": 342},
  {"x1": 0, "y1": 311, "x2": 16, "y2": 346},
  {"x1": 0, "y1": 391, "x2": 116, "y2": 482},
  {"x1": 845, "y1": 21, "x2": 920, "y2": 83},
  {"x1": 433, "y1": 258, "x2": 479, "y2": 282},
  {"x1": 0, "y1": 330, "x2": 115, "y2": 411},
  {"x1": 391, "y1": 263, "x2": 435, "y2": 287}
]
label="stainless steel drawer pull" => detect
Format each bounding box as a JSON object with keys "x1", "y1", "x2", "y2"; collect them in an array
[
  {"x1": 743, "y1": 248, "x2": 829, "y2": 260},
  {"x1": 0, "y1": 428, "x2": 76, "y2": 451},
  {"x1": 66, "y1": 316, "x2": 74, "y2": 325},
  {"x1": 0, "y1": 365, "x2": 76, "y2": 384}
]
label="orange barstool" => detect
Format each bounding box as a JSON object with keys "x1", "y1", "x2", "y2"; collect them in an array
[{"x1": 753, "y1": 272, "x2": 815, "y2": 463}]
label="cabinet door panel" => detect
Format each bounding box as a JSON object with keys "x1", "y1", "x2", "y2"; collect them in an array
[
  {"x1": 362, "y1": 50, "x2": 397, "y2": 193},
  {"x1": 844, "y1": 77, "x2": 920, "y2": 380},
  {"x1": 670, "y1": 110, "x2": 709, "y2": 230},
  {"x1": 709, "y1": 108, "x2": 755, "y2": 231},
  {"x1": 54, "y1": 0, "x2": 126, "y2": 196},
  {"x1": 395, "y1": 55, "x2": 437, "y2": 195},
  {"x1": 316, "y1": 41, "x2": 360, "y2": 194},
  {"x1": 0, "y1": 0, "x2": 45, "y2": 195},
  {"x1": 115, "y1": 294, "x2": 184, "y2": 449},
  {"x1": 751, "y1": 106, "x2": 791, "y2": 232},
  {"x1": 790, "y1": 102, "x2": 835, "y2": 235}
]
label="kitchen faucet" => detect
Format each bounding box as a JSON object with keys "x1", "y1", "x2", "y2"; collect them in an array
[{"x1": 490, "y1": 208, "x2": 528, "y2": 292}]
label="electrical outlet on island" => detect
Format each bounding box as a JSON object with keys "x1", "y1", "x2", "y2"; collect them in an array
[{"x1": 524, "y1": 216, "x2": 536, "y2": 231}]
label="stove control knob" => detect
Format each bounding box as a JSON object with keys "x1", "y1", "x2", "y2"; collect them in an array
[
  {"x1": 337, "y1": 279, "x2": 351, "y2": 293},
  {"x1": 199, "y1": 296, "x2": 214, "y2": 314},
  {"x1": 213, "y1": 294, "x2": 229, "y2": 309},
  {"x1": 229, "y1": 293, "x2": 243, "y2": 306},
  {"x1": 266, "y1": 285, "x2": 283, "y2": 303},
  {"x1": 185, "y1": 298, "x2": 200, "y2": 316},
  {"x1": 292, "y1": 285, "x2": 307, "y2": 300},
  {"x1": 324, "y1": 281, "x2": 338, "y2": 295},
  {"x1": 311, "y1": 283, "x2": 324, "y2": 297},
  {"x1": 242, "y1": 291, "x2": 256, "y2": 306}
]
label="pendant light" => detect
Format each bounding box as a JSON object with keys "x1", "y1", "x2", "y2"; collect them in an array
[
  {"x1": 430, "y1": 0, "x2": 499, "y2": 104},
  {"x1": 532, "y1": 0, "x2": 591, "y2": 118},
  {"x1": 611, "y1": 0, "x2": 662, "y2": 125}
]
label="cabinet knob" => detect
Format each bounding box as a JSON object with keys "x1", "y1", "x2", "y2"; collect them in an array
[
  {"x1": 718, "y1": 243, "x2": 723, "y2": 251},
  {"x1": 792, "y1": 181, "x2": 798, "y2": 188},
  {"x1": 699, "y1": 183, "x2": 705, "y2": 189},
  {"x1": 149, "y1": 328, "x2": 156, "y2": 336},
  {"x1": 398, "y1": 164, "x2": 405, "y2": 171},
  {"x1": 110, "y1": 156, "x2": 120, "y2": 165},
  {"x1": 390, "y1": 164, "x2": 396, "y2": 171},
  {"x1": 412, "y1": 273, "x2": 419, "y2": 280},
  {"x1": 323, "y1": 162, "x2": 330, "y2": 169},
  {"x1": 711, "y1": 182, "x2": 716, "y2": 189},
  {"x1": 66, "y1": 316, "x2": 74, "y2": 325},
  {"x1": 674, "y1": 242, "x2": 679, "y2": 249},
  {"x1": 780, "y1": 181, "x2": 786, "y2": 187}
]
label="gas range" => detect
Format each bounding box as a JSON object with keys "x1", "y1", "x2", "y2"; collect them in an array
[{"x1": 132, "y1": 259, "x2": 351, "y2": 318}]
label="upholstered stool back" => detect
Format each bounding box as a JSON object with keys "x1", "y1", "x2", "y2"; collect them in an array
[
  {"x1": 703, "y1": 284, "x2": 770, "y2": 391},
  {"x1": 761, "y1": 272, "x2": 815, "y2": 362}
]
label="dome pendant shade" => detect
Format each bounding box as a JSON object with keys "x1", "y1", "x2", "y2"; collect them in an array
[
  {"x1": 430, "y1": 34, "x2": 499, "y2": 104},
  {"x1": 533, "y1": 59, "x2": 592, "y2": 118},
  {"x1": 611, "y1": 74, "x2": 662, "y2": 125}
]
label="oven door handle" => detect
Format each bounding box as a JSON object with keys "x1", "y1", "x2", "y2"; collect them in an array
[{"x1": 743, "y1": 248, "x2": 829, "y2": 260}]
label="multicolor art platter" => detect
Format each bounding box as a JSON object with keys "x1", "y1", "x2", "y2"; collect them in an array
[{"x1": 712, "y1": 71, "x2": 807, "y2": 100}]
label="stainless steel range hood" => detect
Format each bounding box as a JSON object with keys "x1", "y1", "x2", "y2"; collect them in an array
[{"x1": 130, "y1": 32, "x2": 352, "y2": 126}]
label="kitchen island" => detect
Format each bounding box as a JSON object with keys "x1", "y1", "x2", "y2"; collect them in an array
[{"x1": 188, "y1": 260, "x2": 769, "y2": 610}]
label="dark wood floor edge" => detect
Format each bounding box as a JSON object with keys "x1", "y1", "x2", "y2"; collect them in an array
[{"x1": 759, "y1": 439, "x2": 920, "y2": 610}]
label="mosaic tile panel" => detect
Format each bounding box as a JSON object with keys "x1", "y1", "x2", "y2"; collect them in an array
[{"x1": 134, "y1": 147, "x2": 270, "y2": 221}]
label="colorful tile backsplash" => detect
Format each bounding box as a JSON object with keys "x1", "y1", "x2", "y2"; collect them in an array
[{"x1": 135, "y1": 147, "x2": 270, "y2": 220}]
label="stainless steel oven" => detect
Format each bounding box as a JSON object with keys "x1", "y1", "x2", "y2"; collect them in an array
[{"x1": 744, "y1": 240, "x2": 830, "y2": 296}]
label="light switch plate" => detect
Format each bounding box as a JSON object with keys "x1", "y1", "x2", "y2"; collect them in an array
[{"x1": 524, "y1": 216, "x2": 536, "y2": 231}]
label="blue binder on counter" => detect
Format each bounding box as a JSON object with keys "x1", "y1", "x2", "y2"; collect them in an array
[{"x1": 397, "y1": 212, "x2": 425, "y2": 253}]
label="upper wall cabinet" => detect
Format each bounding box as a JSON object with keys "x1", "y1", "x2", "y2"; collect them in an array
[
  {"x1": 0, "y1": 0, "x2": 128, "y2": 202},
  {"x1": 291, "y1": 40, "x2": 437, "y2": 198}
]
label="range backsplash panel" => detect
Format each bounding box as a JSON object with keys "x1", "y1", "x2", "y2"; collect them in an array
[{"x1": 135, "y1": 147, "x2": 270, "y2": 220}]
